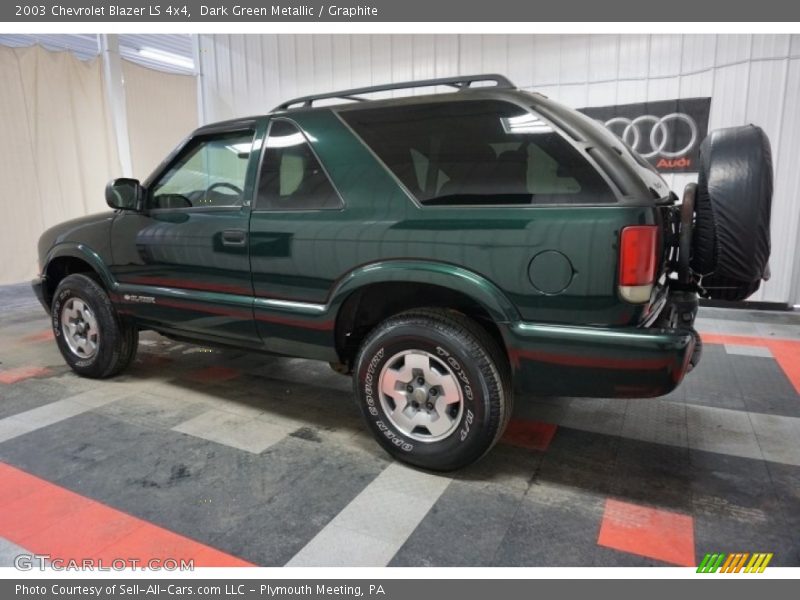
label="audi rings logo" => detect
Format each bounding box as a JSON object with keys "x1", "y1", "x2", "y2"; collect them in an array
[
  {"x1": 604, "y1": 113, "x2": 699, "y2": 159},
  {"x1": 579, "y1": 97, "x2": 711, "y2": 173}
]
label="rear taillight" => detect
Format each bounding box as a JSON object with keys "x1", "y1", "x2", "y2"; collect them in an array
[{"x1": 619, "y1": 225, "x2": 658, "y2": 303}]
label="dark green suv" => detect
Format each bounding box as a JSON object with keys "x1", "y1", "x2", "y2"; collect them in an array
[{"x1": 33, "y1": 74, "x2": 773, "y2": 470}]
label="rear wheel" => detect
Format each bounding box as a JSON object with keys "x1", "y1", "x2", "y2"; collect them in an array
[
  {"x1": 52, "y1": 274, "x2": 138, "y2": 378},
  {"x1": 353, "y1": 308, "x2": 511, "y2": 471}
]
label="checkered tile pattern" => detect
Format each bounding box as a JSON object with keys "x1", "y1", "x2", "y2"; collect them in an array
[{"x1": 1, "y1": 281, "x2": 799, "y2": 567}]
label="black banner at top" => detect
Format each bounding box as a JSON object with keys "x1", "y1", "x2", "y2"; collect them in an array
[
  {"x1": 2, "y1": 0, "x2": 800, "y2": 22},
  {"x1": 579, "y1": 98, "x2": 712, "y2": 173}
]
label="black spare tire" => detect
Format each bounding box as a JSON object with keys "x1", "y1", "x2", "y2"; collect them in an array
[{"x1": 690, "y1": 124, "x2": 773, "y2": 300}]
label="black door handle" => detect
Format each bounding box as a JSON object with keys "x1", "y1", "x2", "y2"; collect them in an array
[{"x1": 221, "y1": 229, "x2": 247, "y2": 247}]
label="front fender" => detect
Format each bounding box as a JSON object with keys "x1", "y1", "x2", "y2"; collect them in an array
[
  {"x1": 328, "y1": 260, "x2": 521, "y2": 323},
  {"x1": 42, "y1": 242, "x2": 117, "y2": 291}
]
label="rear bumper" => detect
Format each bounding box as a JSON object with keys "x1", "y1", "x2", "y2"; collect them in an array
[
  {"x1": 31, "y1": 275, "x2": 49, "y2": 312},
  {"x1": 503, "y1": 321, "x2": 695, "y2": 398}
]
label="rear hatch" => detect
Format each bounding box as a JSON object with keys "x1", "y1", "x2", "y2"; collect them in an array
[{"x1": 525, "y1": 91, "x2": 679, "y2": 324}]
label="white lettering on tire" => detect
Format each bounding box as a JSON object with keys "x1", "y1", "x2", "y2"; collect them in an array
[
  {"x1": 364, "y1": 348, "x2": 383, "y2": 417},
  {"x1": 460, "y1": 410, "x2": 474, "y2": 441},
  {"x1": 436, "y1": 346, "x2": 474, "y2": 442},
  {"x1": 364, "y1": 347, "x2": 414, "y2": 452}
]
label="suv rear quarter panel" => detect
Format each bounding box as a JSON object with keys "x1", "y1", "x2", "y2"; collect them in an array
[{"x1": 249, "y1": 109, "x2": 656, "y2": 330}]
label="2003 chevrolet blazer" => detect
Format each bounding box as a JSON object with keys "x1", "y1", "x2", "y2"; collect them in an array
[{"x1": 33, "y1": 74, "x2": 773, "y2": 470}]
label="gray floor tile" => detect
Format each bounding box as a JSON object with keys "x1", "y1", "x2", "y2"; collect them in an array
[
  {"x1": 686, "y1": 404, "x2": 763, "y2": 462},
  {"x1": 680, "y1": 344, "x2": 748, "y2": 411},
  {"x1": 0, "y1": 378, "x2": 72, "y2": 420},
  {"x1": 286, "y1": 462, "x2": 451, "y2": 567},
  {"x1": 492, "y1": 483, "x2": 604, "y2": 566},
  {"x1": 622, "y1": 400, "x2": 688, "y2": 448},
  {"x1": 729, "y1": 355, "x2": 800, "y2": 418},
  {"x1": 0, "y1": 412, "x2": 167, "y2": 480},
  {"x1": 0, "y1": 537, "x2": 29, "y2": 567},
  {"x1": 285, "y1": 526, "x2": 397, "y2": 567},
  {"x1": 724, "y1": 344, "x2": 773, "y2": 357},
  {"x1": 94, "y1": 392, "x2": 209, "y2": 430},
  {"x1": 748, "y1": 412, "x2": 800, "y2": 466},
  {"x1": 516, "y1": 397, "x2": 626, "y2": 438},
  {"x1": 0, "y1": 416, "x2": 37, "y2": 444},
  {"x1": 172, "y1": 409, "x2": 294, "y2": 454},
  {"x1": 611, "y1": 439, "x2": 692, "y2": 512},
  {"x1": 390, "y1": 481, "x2": 524, "y2": 566},
  {"x1": 535, "y1": 427, "x2": 620, "y2": 495}
]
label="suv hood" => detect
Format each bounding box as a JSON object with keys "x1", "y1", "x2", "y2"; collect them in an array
[{"x1": 37, "y1": 211, "x2": 116, "y2": 271}]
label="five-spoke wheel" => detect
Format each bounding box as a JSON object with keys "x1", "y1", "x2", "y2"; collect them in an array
[
  {"x1": 60, "y1": 298, "x2": 99, "y2": 359},
  {"x1": 379, "y1": 350, "x2": 463, "y2": 442},
  {"x1": 355, "y1": 308, "x2": 511, "y2": 471}
]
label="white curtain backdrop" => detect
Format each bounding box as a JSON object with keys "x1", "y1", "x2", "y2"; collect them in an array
[
  {"x1": 0, "y1": 45, "x2": 199, "y2": 285},
  {"x1": 123, "y1": 59, "x2": 198, "y2": 180},
  {"x1": 0, "y1": 45, "x2": 120, "y2": 285}
]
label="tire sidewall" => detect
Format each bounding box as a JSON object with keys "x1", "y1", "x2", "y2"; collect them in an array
[
  {"x1": 356, "y1": 324, "x2": 497, "y2": 469},
  {"x1": 52, "y1": 276, "x2": 116, "y2": 375}
]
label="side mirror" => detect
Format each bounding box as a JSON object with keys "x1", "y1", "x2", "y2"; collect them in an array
[{"x1": 105, "y1": 178, "x2": 143, "y2": 211}]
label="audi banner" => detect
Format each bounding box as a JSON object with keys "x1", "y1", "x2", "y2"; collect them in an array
[{"x1": 578, "y1": 97, "x2": 711, "y2": 173}]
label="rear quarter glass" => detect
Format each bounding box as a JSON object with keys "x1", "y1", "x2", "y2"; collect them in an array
[{"x1": 339, "y1": 99, "x2": 616, "y2": 207}]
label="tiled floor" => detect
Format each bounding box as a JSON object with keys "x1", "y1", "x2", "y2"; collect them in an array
[{"x1": 0, "y1": 282, "x2": 798, "y2": 567}]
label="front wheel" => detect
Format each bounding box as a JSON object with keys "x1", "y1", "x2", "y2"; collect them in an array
[
  {"x1": 51, "y1": 273, "x2": 138, "y2": 379},
  {"x1": 354, "y1": 309, "x2": 511, "y2": 471}
]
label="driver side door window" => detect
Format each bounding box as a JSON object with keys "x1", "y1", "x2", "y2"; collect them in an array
[{"x1": 150, "y1": 131, "x2": 255, "y2": 210}]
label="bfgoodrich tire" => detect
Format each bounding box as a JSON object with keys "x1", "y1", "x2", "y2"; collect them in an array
[
  {"x1": 52, "y1": 274, "x2": 138, "y2": 379},
  {"x1": 354, "y1": 309, "x2": 511, "y2": 471}
]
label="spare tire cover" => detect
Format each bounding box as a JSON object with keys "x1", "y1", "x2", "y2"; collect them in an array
[
  {"x1": 700, "y1": 273, "x2": 762, "y2": 302},
  {"x1": 691, "y1": 125, "x2": 773, "y2": 284}
]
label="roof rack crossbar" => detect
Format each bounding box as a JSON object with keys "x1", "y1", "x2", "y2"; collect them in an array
[{"x1": 274, "y1": 73, "x2": 514, "y2": 111}]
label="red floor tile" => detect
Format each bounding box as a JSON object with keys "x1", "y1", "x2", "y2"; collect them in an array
[
  {"x1": 597, "y1": 499, "x2": 695, "y2": 566},
  {"x1": 700, "y1": 332, "x2": 768, "y2": 347},
  {"x1": 20, "y1": 502, "x2": 143, "y2": 562},
  {"x1": 0, "y1": 463, "x2": 253, "y2": 567},
  {"x1": 0, "y1": 464, "x2": 47, "y2": 507},
  {"x1": 184, "y1": 365, "x2": 242, "y2": 383},
  {"x1": 0, "y1": 366, "x2": 52, "y2": 384},
  {"x1": 502, "y1": 419, "x2": 557, "y2": 451},
  {"x1": 0, "y1": 485, "x2": 89, "y2": 541},
  {"x1": 768, "y1": 339, "x2": 800, "y2": 395}
]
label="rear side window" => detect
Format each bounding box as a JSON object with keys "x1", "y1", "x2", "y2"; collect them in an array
[
  {"x1": 256, "y1": 120, "x2": 342, "y2": 210},
  {"x1": 340, "y1": 100, "x2": 614, "y2": 206}
]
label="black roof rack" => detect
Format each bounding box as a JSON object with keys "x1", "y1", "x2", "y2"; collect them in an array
[{"x1": 274, "y1": 73, "x2": 515, "y2": 111}]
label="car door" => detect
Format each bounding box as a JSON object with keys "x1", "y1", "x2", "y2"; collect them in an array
[
  {"x1": 110, "y1": 118, "x2": 267, "y2": 343},
  {"x1": 248, "y1": 117, "x2": 345, "y2": 359}
]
